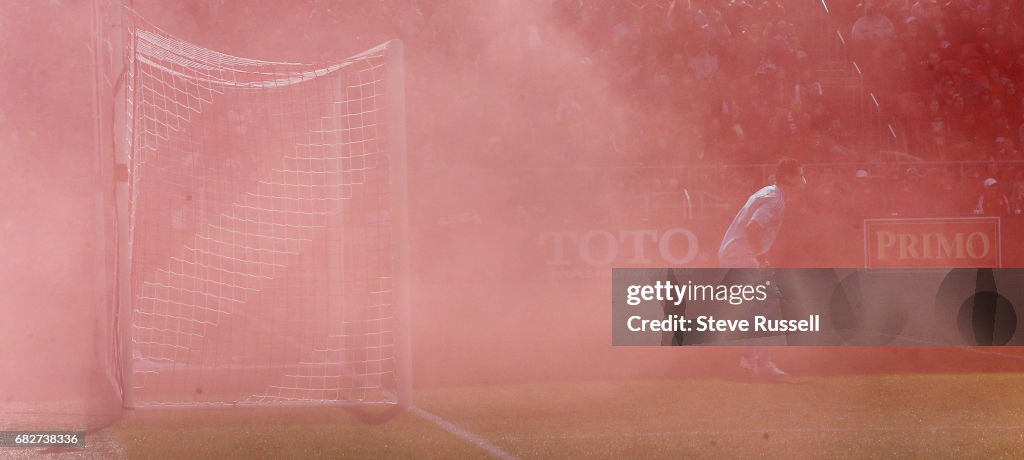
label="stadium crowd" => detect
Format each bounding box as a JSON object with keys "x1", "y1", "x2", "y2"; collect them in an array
[
  {"x1": 832, "y1": 0, "x2": 1024, "y2": 218},
  {"x1": 385, "y1": 0, "x2": 1024, "y2": 219},
  {"x1": 5, "y1": 0, "x2": 1024, "y2": 223}
]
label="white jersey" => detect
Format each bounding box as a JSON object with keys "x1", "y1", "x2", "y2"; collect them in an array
[{"x1": 718, "y1": 185, "x2": 786, "y2": 267}]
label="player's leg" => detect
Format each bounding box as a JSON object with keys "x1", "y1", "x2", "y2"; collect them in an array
[
  {"x1": 752, "y1": 267, "x2": 787, "y2": 377},
  {"x1": 720, "y1": 261, "x2": 787, "y2": 377}
]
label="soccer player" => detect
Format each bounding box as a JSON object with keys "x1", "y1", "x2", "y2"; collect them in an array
[{"x1": 718, "y1": 158, "x2": 806, "y2": 376}]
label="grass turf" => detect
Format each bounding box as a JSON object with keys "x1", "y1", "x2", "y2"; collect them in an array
[{"x1": 112, "y1": 374, "x2": 1024, "y2": 459}]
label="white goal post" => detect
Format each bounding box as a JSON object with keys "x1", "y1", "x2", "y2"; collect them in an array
[{"x1": 104, "y1": 7, "x2": 412, "y2": 409}]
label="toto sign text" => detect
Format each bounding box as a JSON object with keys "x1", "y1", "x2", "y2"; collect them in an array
[{"x1": 540, "y1": 228, "x2": 700, "y2": 267}]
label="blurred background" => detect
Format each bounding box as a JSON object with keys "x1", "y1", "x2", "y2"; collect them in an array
[{"x1": 4, "y1": 0, "x2": 1024, "y2": 425}]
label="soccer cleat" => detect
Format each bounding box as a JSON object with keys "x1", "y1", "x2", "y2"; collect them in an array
[{"x1": 757, "y1": 360, "x2": 788, "y2": 377}]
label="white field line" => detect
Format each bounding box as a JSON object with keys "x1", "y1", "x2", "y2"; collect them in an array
[{"x1": 408, "y1": 405, "x2": 518, "y2": 460}]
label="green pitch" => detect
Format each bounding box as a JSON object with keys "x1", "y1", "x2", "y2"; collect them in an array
[{"x1": 110, "y1": 374, "x2": 1024, "y2": 459}]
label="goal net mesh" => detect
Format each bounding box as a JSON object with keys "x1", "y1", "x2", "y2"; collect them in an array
[{"x1": 122, "y1": 17, "x2": 403, "y2": 407}]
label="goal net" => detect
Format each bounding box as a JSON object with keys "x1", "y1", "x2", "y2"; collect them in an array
[{"x1": 116, "y1": 15, "x2": 410, "y2": 408}]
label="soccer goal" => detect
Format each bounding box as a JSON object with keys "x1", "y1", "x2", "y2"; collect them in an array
[{"x1": 106, "y1": 10, "x2": 411, "y2": 409}]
